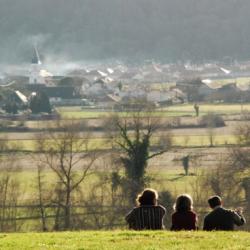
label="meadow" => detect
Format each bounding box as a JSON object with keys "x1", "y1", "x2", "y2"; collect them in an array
[
  {"x1": 4, "y1": 133, "x2": 237, "y2": 151},
  {"x1": 0, "y1": 231, "x2": 250, "y2": 250},
  {"x1": 57, "y1": 103, "x2": 250, "y2": 119},
  {"x1": 0, "y1": 103, "x2": 246, "y2": 233}
]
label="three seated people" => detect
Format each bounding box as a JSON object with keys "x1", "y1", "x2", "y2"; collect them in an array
[{"x1": 126, "y1": 189, "x2": 246, "y2": 231}]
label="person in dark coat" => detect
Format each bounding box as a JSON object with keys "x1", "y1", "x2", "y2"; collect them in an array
[
  {"x1": 203, "y1": 195, "x2": 246, "y2": 231},
  {"x1": 171, "y1": 194, "x2": 197, "y2": 230},
  {"x1": 125, "y1": 188, "x2": 166, "y2": 230}
]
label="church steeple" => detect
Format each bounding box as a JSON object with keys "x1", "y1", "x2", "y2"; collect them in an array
[
  {"x1": 29, "y1": 46, "x2": 45, "y2": 84},
  {"x1": 31, "y1": 46, "x2": 42, "y2": 65}
]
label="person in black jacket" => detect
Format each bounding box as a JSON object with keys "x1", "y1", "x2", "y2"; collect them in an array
[{"x1": 203, "y1": 195, "x2": 246, "y2": 231}]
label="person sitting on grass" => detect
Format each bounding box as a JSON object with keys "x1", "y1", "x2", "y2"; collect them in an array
[
  {"x1": 171, "y1": 194, "x2": 198, "y2": 230},
  {"x1": 125, "y1": 188, "x2": 166, "y2": 230},
  {"x1": 203, "y1": 195, "x2": 246, "y2": 231}
]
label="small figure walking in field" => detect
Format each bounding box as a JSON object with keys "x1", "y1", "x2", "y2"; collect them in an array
[
  {"x1": 182, "y1": 155, "x2": 190, "y2": 176},
  {"x1": 194, "y1": 103, "x2": 199, "y2": 117},
  {"x1": 171, "y1": 194, "x2": 198, "y2": 231},
  {"x1": 125, "y1": 188, "x2": 166, "y2": 230}
]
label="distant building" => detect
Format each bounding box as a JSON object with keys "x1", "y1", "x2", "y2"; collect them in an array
[
  {"x1": 15, "y1": 91, "x2": 28, "y2": 105},
  {"x1": 29, "y1": 47, "x2": 52, "y2": 84}
]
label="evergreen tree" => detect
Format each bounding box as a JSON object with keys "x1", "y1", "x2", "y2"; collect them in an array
[
  {"x1": 4, "y1": 102, "x2": 18, "y2": 114},
  {"x1": 30, "y1": 92, "x2": 51, "y2": 114}
]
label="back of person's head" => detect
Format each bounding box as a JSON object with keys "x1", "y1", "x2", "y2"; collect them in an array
[
  {"x1": 174, "y1": 194, "x2": 193, "y2": 212},
  {"x1": 136, "y1": 188, "x2": 158, "y2": 206},
  {"x1": 208, "y1": 195, "x2": 222, "y2": 209}
]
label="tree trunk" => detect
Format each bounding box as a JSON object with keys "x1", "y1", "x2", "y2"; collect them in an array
[{"x1": 64, "y1": 187, "x2": 71, "y2": 230}]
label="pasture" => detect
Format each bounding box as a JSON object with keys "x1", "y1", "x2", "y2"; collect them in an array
[
  {"x1": 2, "y1": 134, "x2": 237, "y2": 151},
  {"x1": 0, "y1": 103, "x2": 247, "y2": 232},
  {"x1": 57, "y1": 103, "x2": 250, "y2": 119},
  {"x1": 9, "y1": 146, "x2": 225, "y2": 202}
]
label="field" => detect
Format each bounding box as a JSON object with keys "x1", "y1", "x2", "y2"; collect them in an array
[
  {"x1": 57, "y1": 103, "x2": 250, "y2": 119},
  {"x1": 2, "y1": 134, "x2": 237, "y2": 151},
  {"x1": 12, "y1": 162, "x2": 198, "y2": 195},
  {"x1": 0, "y1": 103, "x2": 248, "y2": 232},
  {"x1": 1, "y1": 104, "x2": 242, "y2": 201},
  {"x1": 1, "y1": 231, "x2": 250, "y2": 250},
  {"x1": 1, "y1": 104, "x2": 242, "y2": 199}
]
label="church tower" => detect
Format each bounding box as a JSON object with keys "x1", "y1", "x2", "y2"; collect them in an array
[{"x1": 29, "y1": 46, "x2": 45, "y2": 84}]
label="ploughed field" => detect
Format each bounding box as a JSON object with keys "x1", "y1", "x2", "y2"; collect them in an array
[{"x1": 0, "y1": 231, "x2": 250, "y2": 250}]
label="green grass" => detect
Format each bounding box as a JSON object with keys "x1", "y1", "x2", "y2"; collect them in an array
[
  {"x1": 58, "y1": 109, "x2": 190, "y2": 119},
  {"x1": 164, "y1": 103, "x2": 250, "y2": 114},
  {"x1": 0, "y1": 231, "x2": 250, "y2": 250},
  {"x1": 215, "y1": 77, "x2": 250, "y2": 86},
  {"x1": 9, "y1": 166, "x2": 198, "y2": 203},
  {"x1": 57, "y1": 103, "x2": 250, "y2": 119},
  {"x1": 9, "y1": 134, "x2": 236, "y2": 151}
]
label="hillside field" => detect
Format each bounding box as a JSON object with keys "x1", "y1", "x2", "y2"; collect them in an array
[{"x1": 0, "y1": 231, "x2": 250, "y2": 250}]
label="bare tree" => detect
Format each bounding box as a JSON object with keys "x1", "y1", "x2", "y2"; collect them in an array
[
  {"x1": 199, "y1": 113, "x2": 225, "y2": 147},
  {"x1": 36, "y1": 162, "x2": 49, "y2": 231},
  {"x1": 0, "y1": 140, "x2": 23, "y2": 232},
  {"x1": 235, "y1": 123, "x2": 250, "y2": 146},
  {"x1": 35, "y1": 119, "x2": 98, "y2": 230}
]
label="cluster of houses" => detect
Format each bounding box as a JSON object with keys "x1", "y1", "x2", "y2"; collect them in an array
[{"x1": 1, "y1": 49, "x2": 250, "y2": 112}]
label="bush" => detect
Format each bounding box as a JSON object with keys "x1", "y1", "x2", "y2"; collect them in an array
[{"x1": 199, "y1": 113, "x2": 225, "y2": 127}]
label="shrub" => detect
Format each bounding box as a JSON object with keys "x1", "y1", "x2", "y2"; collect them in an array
[{"x1": 199, "y1": 113, "x2": 225, "y2": 127}]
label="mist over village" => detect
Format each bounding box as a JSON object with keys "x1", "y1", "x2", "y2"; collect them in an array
[{"x1": 1, "y1": 1, "x2": 250, "y2": 249}]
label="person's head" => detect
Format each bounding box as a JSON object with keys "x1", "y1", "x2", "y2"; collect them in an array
[
  {"x1": 136, "y1": 188, "x2": 158, "y2": 206},
  {"x1": 208, "y1": 195, "x2": 222, "y2": 209},
  {"x1": 174, "y1": 194, "x2": 193, "y2": 212}
]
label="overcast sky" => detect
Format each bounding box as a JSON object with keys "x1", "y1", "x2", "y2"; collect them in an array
[{"x1": 1, "y1": 0, "x2": 250, "y2": 64}]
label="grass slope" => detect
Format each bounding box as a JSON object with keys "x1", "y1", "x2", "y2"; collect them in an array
[{"x1": 0, "y1": 231, "x2": 250, "y2": 250}]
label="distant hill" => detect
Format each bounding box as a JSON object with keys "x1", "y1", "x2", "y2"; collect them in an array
[{"x1": 1, "y1": 0, "x2": 250, "y2": 63}]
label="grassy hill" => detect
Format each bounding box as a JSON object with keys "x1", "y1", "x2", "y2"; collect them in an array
[{"x1": 1, "y1": 231, "x2": 250, "y2": 250}]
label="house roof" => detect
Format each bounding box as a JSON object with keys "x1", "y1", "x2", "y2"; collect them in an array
[
  {"x1": 107, "y1": 94, "x2": 121, "y2": 102},
  {"x1": 15, "y1": 91, "x2": 28, "y2": 104}
]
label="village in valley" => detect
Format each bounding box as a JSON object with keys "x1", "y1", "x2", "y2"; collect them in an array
[{"x1": 2, "y1": 47, "x2": 250, "y2": 116}]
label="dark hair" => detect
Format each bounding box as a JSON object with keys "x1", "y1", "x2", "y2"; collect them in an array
[
  {"x1": 174, "y1": 194, "x2": 193, "y2": 212},
  {"x1": 136, "y1": 188, "x2": 158, "y2": 206},
  {"x1": 208, "y1": 195, "x2": 222, "y2": 208}
]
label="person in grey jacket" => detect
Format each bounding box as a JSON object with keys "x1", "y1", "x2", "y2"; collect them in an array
[{"x1": 203, "y1": 195, "x2": 246, "y2": 231}]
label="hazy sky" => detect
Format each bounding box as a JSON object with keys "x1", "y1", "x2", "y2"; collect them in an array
[{"x1": 1, "y1": 0, "x2": 250, "y2": 64}]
